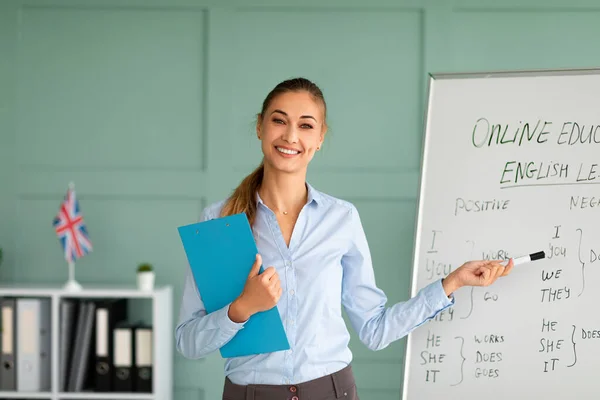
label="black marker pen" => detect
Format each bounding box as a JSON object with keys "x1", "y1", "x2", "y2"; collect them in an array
[{"x1": 511, "y1": 251, "x2": 545, "y2": 266}]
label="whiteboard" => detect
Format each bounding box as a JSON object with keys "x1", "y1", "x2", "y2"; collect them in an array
[{"x1": 402, "y1": 68, "x2": 600, "y2": 400}]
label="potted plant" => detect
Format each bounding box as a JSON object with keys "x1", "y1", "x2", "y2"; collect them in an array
[{"x1": 136, "y1": 262, "x2": 155, "y2": 291}]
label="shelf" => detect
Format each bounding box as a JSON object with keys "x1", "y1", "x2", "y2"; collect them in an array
[
  {"x1": 0, "y1": 283, "x2": 170, "y2": 298},
  {"x1": 58, "y1": 393, "x2": 154, "y2": 399},
  {"x1": 0, "y1": 391, "x2": 52, "y2": 398},
  {"x1": 0, "y1": 284, "x2": 173, "y2": 400}
]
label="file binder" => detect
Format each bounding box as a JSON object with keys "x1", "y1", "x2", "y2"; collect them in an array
[
  {"x1": 177, "y1": 212, "x2": 290, "y2": 358},
  {"x1": 0, "y1": 298, "x2": 16, "y2": 390},
  {"x1": 113, "y1": 322, "x2": 133, "y2": 392},
  {"x1": 59, "y1": 299, "x2": 77, "y2": 391},
  {"x1": 134, "y1": 325, "x2": 152, "y2": 392},
  {"x1": 67, "y1": 301, "x2": 96, "y2": 392},
  {"x1": 95, "y1": 299, "x2": 127, "y2": 391},
  {"x1": 16, "y1": 298, "x2": 51, "y2": 391}
]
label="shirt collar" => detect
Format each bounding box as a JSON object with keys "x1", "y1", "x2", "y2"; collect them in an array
[
  {"x1": 255, "y1": 182, "x2": 321, "y2": 208},
  {"x1": 305, "y1": 182, "x2": 321, "y2": 206}
]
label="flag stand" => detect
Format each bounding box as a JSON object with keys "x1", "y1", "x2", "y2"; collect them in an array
[{"x1": 63, "y1": 261, "x2": 82, "y2": 291}]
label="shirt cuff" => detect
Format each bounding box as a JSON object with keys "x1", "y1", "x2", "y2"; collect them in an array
[
  {"x1": 424, "y1": 279, "x2": 455, "y2": 312},
  {"x1": 216, "y1": 302, "x2": 247, "y2": 333}
]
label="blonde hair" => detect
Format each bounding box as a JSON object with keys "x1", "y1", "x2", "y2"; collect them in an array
[{"x1": 220, "y1": 77, "x2": 327, "y2": 226}]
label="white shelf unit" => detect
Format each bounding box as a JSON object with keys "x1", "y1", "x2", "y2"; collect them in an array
[{"x1": 0, "y1": 284, "x2": 172, "y2": 400}]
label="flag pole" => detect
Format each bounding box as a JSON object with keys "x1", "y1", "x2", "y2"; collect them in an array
[
  {"x1": 63, "y1": 261, "x2": 82, "y2": 291},
  {"x1": 62, "y1": 181, "x2": 83, "y2": 292}
]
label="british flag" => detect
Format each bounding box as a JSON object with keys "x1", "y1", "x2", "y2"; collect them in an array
[{"x1": 52, "y1": 186, "x2": 93, "y2": 263}]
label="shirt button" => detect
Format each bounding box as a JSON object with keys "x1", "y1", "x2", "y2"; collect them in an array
[
  {"x1": 285, "y1": 260, "x2": 291, "y2": 267},
  {"x1": 289, "y1": 289, "x2": 295, "y2": 295}
]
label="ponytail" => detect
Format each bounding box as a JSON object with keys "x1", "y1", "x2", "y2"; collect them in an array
[{"x1": 220, "y1": 160, "x2": 264, "y2": 226}]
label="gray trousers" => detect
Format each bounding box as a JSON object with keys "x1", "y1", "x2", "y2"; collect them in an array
[{"x1": 222, "y1": 364, "x2": 359, "y2": 400}]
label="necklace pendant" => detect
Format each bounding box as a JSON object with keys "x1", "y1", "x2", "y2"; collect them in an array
[{"x1": 283, "y1": 211, "x2": 288, "y2": 215}]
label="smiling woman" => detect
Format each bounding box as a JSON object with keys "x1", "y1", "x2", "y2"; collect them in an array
[
  {"x1": 220, "y1": 78, "x2": 328, "y2": 227},
  {"x1": 174, "y1": 77, "x2": 514, "y2": 400}
]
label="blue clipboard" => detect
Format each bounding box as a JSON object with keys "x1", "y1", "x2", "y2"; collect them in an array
[{"x1": 177, "y1": 212, "x2": 290, "y2": 358}]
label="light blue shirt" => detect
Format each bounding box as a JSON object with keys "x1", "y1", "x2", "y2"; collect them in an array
[{"x1": 175, "y1": 183, "x2": 454, "y2": 385}]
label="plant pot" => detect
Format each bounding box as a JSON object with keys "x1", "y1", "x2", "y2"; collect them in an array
[{"x1": 137, "y1": 271, "x2": 155, "y2": 291}]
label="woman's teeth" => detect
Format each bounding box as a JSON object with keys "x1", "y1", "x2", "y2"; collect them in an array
[{"x1": 276, "y1": 147, "x2": 300, "y2": 155}]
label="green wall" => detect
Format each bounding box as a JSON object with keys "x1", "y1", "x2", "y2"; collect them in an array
[{"x1": 1, "y1": 0, "x2": 600, "y2": 399}]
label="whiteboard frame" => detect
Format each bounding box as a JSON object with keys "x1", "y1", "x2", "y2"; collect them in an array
[{"x1": 401, "y1": 66, "x2": 600, "y2": 400}]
